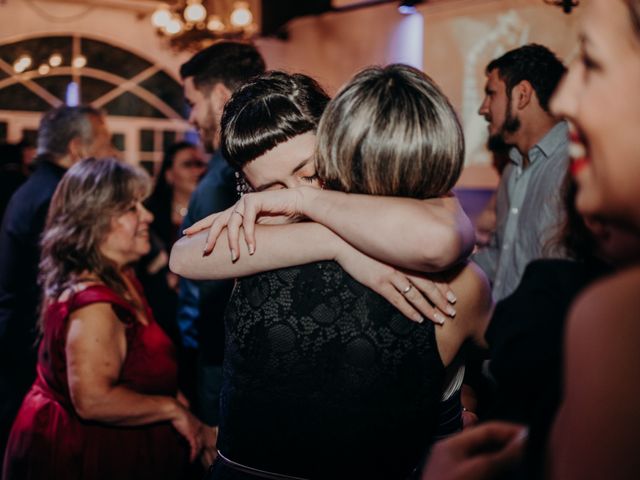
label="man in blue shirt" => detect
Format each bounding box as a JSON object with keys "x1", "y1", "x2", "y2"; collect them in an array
[
  {"x1": 474, "y1": 44, "x2": 569, "y2": 302},
  {"x1": 177, "y1": 42, "x2": 265, "y2": 427}
]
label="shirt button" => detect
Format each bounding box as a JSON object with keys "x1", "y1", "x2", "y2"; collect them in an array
[{"x1": 511, "y1": 207, "x2": 519, "y2": 214}]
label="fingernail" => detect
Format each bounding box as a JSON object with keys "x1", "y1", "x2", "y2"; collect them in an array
[
  {"x1": 434, "y1": 313, "x2": 446, "y2": 325},
  {"x1": 446, "y1": 306, "x2": 456, "y2": 317},
  {"x1": 446, "y1": 291, "x2": 457, "y2": 303},
  {"x1": 249, "y1": 244, "x2": 255, "y2": 255},
  {"x1": 231, "y1": 249, "x2": 237, "y2": 262},
  {"x1": 414, "y1": 314, "x2": 424, "y2": 323}
]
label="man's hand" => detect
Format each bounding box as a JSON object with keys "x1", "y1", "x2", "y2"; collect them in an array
[{"x1": 422, "y1": 422, "x2": 527, "y2": 480}]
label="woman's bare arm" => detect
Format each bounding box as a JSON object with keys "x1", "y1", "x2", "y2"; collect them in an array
[
  {"x1": 171, "y1": 223, "x2": 455, "y2": 324},
  {"x1": 65, "y1": 302, "x2": 208, "y2": 459},
  {"x1": 186, "y1": 187, "x2": 474, "y2": 273},
  {"x1": 295, "y1": 188, "x2": 475, "y2": 271},
  {"x1": 549, "y1": 267, "x2": 640, "y2": 479}
]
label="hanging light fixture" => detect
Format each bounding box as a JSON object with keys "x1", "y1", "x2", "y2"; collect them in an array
[
  {"x1": 543, "y1": 0, "x2": 579, "y2": 14},
  {"x1": 151, "y1": 0, "x2": 257, "y2": 51}
]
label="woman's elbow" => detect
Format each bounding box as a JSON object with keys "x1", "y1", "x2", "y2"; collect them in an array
[
  {"x1": 70, "y1": 389, "x2": 105, "y2": 421},
  {"x1": 421, "y1": 226, "x2": 474, "y2": 271},
  {"x1": 168, "y1": 239, "x2": 189, "y2": 277}
]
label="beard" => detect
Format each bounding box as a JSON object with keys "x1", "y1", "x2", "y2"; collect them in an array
[
  {"x1": 199, "y1": 104, "x2": 221, "y2": 153},
  {"x1": 487, "y1": 96, "x2": 521, "y2": 152}
]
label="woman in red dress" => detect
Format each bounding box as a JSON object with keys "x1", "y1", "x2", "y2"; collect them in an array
[{"x1": 2, "y1": 157, "x2": 216, "y2": 480}]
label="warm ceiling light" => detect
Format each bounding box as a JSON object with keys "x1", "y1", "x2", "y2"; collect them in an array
[
  {"x1": 207, "y1": 15, "x2": 225, "y2": 32},
  {"x1": 72, "y1": 55, "x2": 87, "y2": 68},
  {"x1": 230, "y1": 2, "x2": 253, "y2": 27},
  {"x1": 48, "y1": 53, "x2": 63, "y2": 67},
  {"x1": 151, "y1": 4, "x2": 172, "y2": 28},
  {"x1": 13, "y1": 55, "x2": 32, "y2": 73},
  {"x1": 164, "y1": 17, "x2": 184, "y2": 35},
  {"x1": 184, "y1": 1, "x2": 207, "y2": 23},
  {"x1": 38, "y1": 64, "x2": 51, "y2": 75}
]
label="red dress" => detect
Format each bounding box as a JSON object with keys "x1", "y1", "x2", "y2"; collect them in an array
[{"x1": 2, "y1": 282, "x2": 189, "y2": 480}]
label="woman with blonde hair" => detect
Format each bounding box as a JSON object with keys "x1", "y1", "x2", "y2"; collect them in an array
[
  {"x1": 172, "y1": 66, "x2": 491, "y2": 479},
  {"x1": 3, "y1": 157, "x2": 215, "y2": 479}
]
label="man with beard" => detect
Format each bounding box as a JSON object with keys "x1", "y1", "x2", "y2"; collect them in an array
[
  {"x1": 177, "y1": 42, "x2": 265, "y2": 429},
  {"x1": 473, "y1": 44, "x2": 568, "y2": 302}
]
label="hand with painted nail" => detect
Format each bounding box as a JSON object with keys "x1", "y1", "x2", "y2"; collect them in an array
[
  {"x1": 184, "y1": 189, "x2": 309, "y2": 260},
  {"x1": 334, "y1": 241, "x2": 455, "y2": 325}
]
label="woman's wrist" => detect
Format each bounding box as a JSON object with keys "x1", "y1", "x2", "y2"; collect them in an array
[{"x1": 163, "y1": 396, "x2": 185, "y2": 422}]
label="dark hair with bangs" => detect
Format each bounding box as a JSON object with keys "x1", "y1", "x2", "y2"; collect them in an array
[
  {"x1": 486, "y1": 43, "x2": 566, "y2": 112},
  {"x1": 220, "y1": 71, "x2": 330, "y2": 170}
]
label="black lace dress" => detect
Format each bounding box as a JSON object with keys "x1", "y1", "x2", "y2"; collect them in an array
[{"x1": 212, "y1": 261, "x2": 455, "y2": 480}]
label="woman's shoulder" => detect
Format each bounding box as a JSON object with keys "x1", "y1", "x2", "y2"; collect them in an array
[{"x1": 59, "y1": 282, "x2": 137, "y2": 324}]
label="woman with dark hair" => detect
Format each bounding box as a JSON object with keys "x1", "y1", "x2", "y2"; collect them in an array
[
  {"x1": 171, "y1": 68, "x2": 490, "y2": 479},
  {"x1": 137, "y1": 142, "x2": 207, "y2": 367},
  {"x1": 2, "y1": 157, "x2": 214, "y2": 480},
  {"x1": 146, "y1": 141, "x2": 207, "y2": 247}
]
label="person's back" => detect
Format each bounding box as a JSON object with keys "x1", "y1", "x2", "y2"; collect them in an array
[{"x1": 219, "y1": 260, "x2": 489, "y2": 479}]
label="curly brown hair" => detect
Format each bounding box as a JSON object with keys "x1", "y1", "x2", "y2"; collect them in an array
[{"x1": 38, "y1": 157, "x2": 150, "y2": 331}]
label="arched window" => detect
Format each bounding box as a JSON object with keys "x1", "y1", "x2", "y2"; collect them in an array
[{"x1": 0, "y1": 34, "x2": 193, "y2": 175}]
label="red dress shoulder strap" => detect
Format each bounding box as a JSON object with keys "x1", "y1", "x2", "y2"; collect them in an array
[{"x1": 67, "y1": 284, "x2": 137, "y2": 325}]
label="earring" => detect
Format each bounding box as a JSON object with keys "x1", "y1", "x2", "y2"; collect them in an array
[{"x1": 234, "y1": 171, "x2": 252, "y2": 197}]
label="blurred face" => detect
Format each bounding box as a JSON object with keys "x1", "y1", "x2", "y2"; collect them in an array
[
  {"x1": 84, "y1": 115, "x2": 115, "y2": 158},
  {"x1": 184, "y1": 77, "x2": 225, "y2": 151},
  {"x1": 241, "y1": 132, "x2": 321, "y2": 192},
  {"x1": 100, "y1": 201, "x2": 153, "y2": 267},
  {"x1": 478, "y1": 69, "x2": 521, "y2": 150},
  {"x1": 551, "y1": 0, "x2": 640, "y2": 230},
  {"x1": 166, "y1": 147, "x2": 207, "y2": 197}
]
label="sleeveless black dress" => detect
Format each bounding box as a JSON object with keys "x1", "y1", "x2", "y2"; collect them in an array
[{"x1": 214, "y1": 261, "x2": 454, "y2": 479}]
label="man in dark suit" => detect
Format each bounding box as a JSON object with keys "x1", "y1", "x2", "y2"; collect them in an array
[
  {"x1": 176, "y1": 41, "x2": 265, "y2": 429},
  {"x1": 0, "y1": 105, "x2": 113, "y2": 461}
]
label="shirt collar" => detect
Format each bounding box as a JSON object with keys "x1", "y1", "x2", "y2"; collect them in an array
[{"x1": 508, "y1": 121, "x2": 568, "y2": 167}]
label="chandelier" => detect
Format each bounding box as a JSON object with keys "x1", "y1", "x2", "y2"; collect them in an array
[
  {"x1": 543, "y1": 0, "x2": 579, "y2": 14},
  {"x1": 151, "y1": 1, "x2": 258, "y2": 51}
]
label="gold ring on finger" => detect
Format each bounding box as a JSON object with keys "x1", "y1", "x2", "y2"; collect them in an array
[{"x1": 402, "y1": 284, "x2": 413, "y2": 295}]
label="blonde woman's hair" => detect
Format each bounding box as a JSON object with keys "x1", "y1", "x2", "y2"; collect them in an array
[
  {"x1": 38, "y1": 157, "x2": 150, "y2": 331},
  {"x1": 316, "y1": 64, "x2": 464, "y2": 199}
]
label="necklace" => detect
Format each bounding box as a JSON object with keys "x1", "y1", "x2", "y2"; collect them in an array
[{"x1": 174, "y1": 204, "x2": 188, "y2": 217}]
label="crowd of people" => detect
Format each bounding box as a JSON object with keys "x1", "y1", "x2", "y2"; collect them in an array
[{"x1": 0, "y1": 0, "x2": 639, "y2": 478}]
